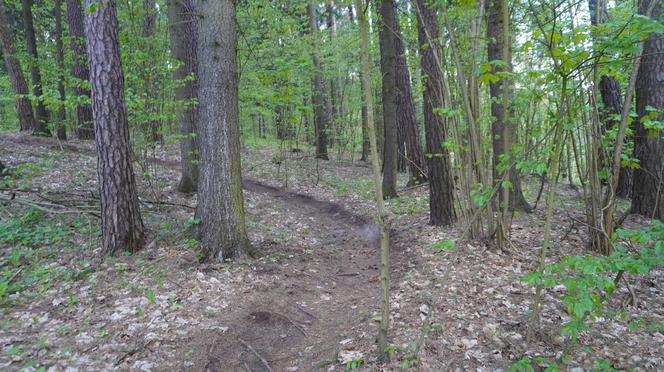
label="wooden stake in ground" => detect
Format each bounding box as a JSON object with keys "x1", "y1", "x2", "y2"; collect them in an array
[{"x1": 355, "y1": 0, "x2": 391, "y2": 362}]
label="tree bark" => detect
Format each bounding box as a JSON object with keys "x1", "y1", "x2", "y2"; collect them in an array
[
  {"x1": 308, "y1": 2, "x2": 329, "y2": 160},
  {"x1": 598, "y1": 76, "x2": 632, "y2": 198},
  {"x1": 66, "y1": 0, "x2": 94, "y2": 139},
  {"x1": 168, "y1": 0, "x2": 199, "y2": 193},
  {"x1": 632, "y1": 1, "x2": 664, "y2": 220},
  {"x1": 415, "y1": 0, "x2": 456, "y2": 226},
  {"x1": 393, "y1": 11, "x2": 426, "y2": 185},
  {"x1": 486, "y1": 0, "x2": 530, "y2": 213},
  {"x1": 85, "y1": 0, "x2": 145, "y2": 255},
  {"x1": 196, "y1": 0, "x2": 253, "y2": 260},
  {"x1": 327, "y1": 1, "x2": 341, "y2": 146},
  {"x1": 143, "y1": 0, "x2": 162, "y2": 142},
  {"x1": 21, "y1": 0, "x2": 50, "y2": 135},
  {"x1": 0, "y1": 0, "x2": 37, "y2": 132},
  {"x1": 55, "y1": 0, "x2": 67, "y2": 140},
  {"x1": 349, "y1": 3, "x2": 370, "y2": 162},
  {"x1": 378, "y1": 0, "x2": 399, "y2": 199}
]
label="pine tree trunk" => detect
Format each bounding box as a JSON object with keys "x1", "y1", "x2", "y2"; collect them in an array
[
  {"x1": 21, "y1": 0, "x2": 50, "y2": 136},
  {"x1": 54, "y1": 0, "x2": 67, "y2": 140},
  {"x1": 598, "y1": 76, "x2": 632, "y2": 198},
  {"x1": 85, "y1": 0, "x2": 145, "y2": 255},
  {"x1": 394, "y1": 13, "x2": 426, "y2": 185},
  {"x1": 168, "y1": 0, "x2": 199, "y2": 193},
  {"x1": 143, "y1": 0, "x2": 162, "y2": 142},
  {"x1": 196, "y1": 0, "x2": 253, "y2": 260},
  {"x1": 487, "y1": 0, "x2": 530, "y2": 213},
  {"x1": 378, "y1": 0, "x2": 398, "y2": 199},
  {"x1": 0, "y1": 1, "x2": 37, "y2": 132},
  {"x1": 632, "y1": 1, "x2": 663, "y2": 220},
  {"x1": 66, "y1": 0, "x2": 94, "y2": 139},
  {"x1": 415, "y1": 0, "x2": 456, "y2": 226},
  {"x1": 308, "y1": 2, "x2": 329, "y2": 160}
]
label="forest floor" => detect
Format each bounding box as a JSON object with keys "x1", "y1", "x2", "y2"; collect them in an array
[{"x1": 0, "y1": 132, "x2": 663, "y2": 371}]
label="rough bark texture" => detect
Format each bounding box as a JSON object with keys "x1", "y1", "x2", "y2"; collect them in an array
[
  {"x1": 85, "y1": 0, "x2": 145, "y2": 255},
  {"x1": 632, "y1": 1, "x2": 664, "y2": 220},
  {"x1": 66, "y1": 0, "x2": 94, "y2": 139},
  {"x1": 168, "y1": 0, "x2": 199, "y2": 193},
  {"x1": 0, "y1": 0, "x2": 37, "y2": 132},
  {"x1": 378, "y1": 0, "x2": 399, "y2": 199},
  {"x1": 55, "y1": 0, "x2": 67, "y2": 140},
  {"x1": 196, "y1": 0, "x2": 253, "y2": 260},
  {"x1": 308, "y1": 2, "x2": 329, "y2": 160},
  {"x1": 21, "y1": 0, "x2": 50, "y2": 135},
  {"x1": 394, "y1": 13, "x2": 426, "y2": 185},
  {"x1": 416, "y1": 0, "x2": 456, "y2": 226},
  {"x1": 143, "y1": 0, "x2": 162, "y2": 142},
  {"x1": 486, "y1": 0, "x2": 530, "y2": 212},
  {"x1": 598, "y1": 75, "x2": 632, "y2": 198}
]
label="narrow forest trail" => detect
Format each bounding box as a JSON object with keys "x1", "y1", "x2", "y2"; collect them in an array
[{"x1": 180, "y1": 179, "x2": 411, "y2": 371}]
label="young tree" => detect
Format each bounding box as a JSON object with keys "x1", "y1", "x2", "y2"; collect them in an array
[
  {"x1": 85, "y1": 0, "x2": 145, "y2": 255},
  {"x1": 415, "y1": 0, "x2": 456, "y2": 226},
  {"x1": 66, "y1": 0, "x2": 94, "y2": 139},
  {"x1": 632, "y1": 1, "x2": 663, "y2": 220},
  {"x1": 168, "y1": 0, "x2": 199, "y2": 193},
  {"x1": 54, "y1": 0, "x2": 67, "y2": 140},
  {"x1": 196, "y1": 0, "x2": 253, "y2": 260},
  {"x1": 308, "y1": 1, "x2": 330, "y2": 160},
  {"x1": 378, "y1": 0, "x2": 399, "y2": 199},
  {"x1": 355, "y1": 0, "x2": 391, "y2": 361},
  {"x1": 394, "y1": 7, "x2": 426, "y2": 186},
  {"x1": 0, "y1": 0, "x2": 37, "y2": 132},
  {"x1": 21, "y1": 0, "x2": 50, "y2": 135}
]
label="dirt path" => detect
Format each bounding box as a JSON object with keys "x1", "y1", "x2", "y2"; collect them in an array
[{"x1": 167, "y1": 179, "x2": 408, "y2": 371}]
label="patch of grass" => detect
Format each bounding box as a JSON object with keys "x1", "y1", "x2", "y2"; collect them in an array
[{"x1": 386, "y1": 195, "x2": 428, "y2": 216}]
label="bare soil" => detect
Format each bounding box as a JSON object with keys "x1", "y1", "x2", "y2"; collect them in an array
[{"x1": 0, "y1": 133, "x2": 662, "y2": 371}]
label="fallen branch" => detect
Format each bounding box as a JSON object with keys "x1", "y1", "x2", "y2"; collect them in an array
[
  {"x1": 238, "y1": 338, "x2": 273, "y2": 372},
  {"x1": 0, "y1": 193, "x2": 100, "y2": 218}
]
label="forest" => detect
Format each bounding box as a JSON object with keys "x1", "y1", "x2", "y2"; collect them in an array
[{"x1": 0, "y1": 0, "x2": 663, "y2": 370}]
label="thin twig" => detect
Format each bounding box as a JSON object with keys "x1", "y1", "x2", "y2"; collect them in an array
[{"x1": 238, "y1": 338, "x2": 274, "y2": 372}]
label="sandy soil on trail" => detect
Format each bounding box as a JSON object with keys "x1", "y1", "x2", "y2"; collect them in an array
[{"x1": 0, "y1": 133, "x2": 663, "y2": 371}]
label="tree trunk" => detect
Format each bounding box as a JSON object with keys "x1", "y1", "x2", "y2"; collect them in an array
[
  {"x1": 85, "y1": 0, "x2": 145, "y2": 255},
  {"x1": 66, "y1": 0, "x2": 94, "y2": 139},
  {"x1": 196, "y1": 0, "x2": 253, "y2": 260},
  {"x1": 143, "y1": 0, "x2": 162, "y2": 142},
  {"x1": 54, "y1": 0, "x2": 67, "y2": 140},
  {"x1": 394, "y1": 12, "x2": 426, "y2": 185},
  {"x1": 168, "y1": 0, "x2": 199, "y2": 193},
  {"x1": 21, "y1": 0, "x2": 50, "y2": 135},
  {"x1": 378, "y1": 0, "x2": 399, "y2": 199},
  {"x1": 487, "y1": 0, "x2": 530, "y2": 213},
  {"x1": 326, "y1": 1, "x2": 341, "y2": 147},
  {"x1": 0, "y1": 0, "x2": 37, "y2": 132},
  {"x1": 415, "y1": 0, "x2": 456, "y2": 226},
  {"x1": 632, "y1": 1, "x2": 664, "y2": 220},
  {"x1": 308, "y1": 2, "x2": 329, "y2": 160},
  {"x1": 350, "y1": 3, "x2": 370, "y2": 162}
]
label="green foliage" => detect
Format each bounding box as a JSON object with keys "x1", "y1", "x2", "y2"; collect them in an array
[
  {"x1": 344, "y1": 356, "x2": 364, "y2": 370},
  {"x1": 522, "y1": 221, "x2": 664, "y2": 340},
  {"x1": 433, "y1": 239, "x2": 456, "y2": 253}
]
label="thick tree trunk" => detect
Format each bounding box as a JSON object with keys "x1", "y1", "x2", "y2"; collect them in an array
[
  {"x1": 394, "y1": 13, "x2": 426, "y2": 185},
  {"x1": 487, "y1": 0, "x2": 530, "y2": 213},
  {"x1": 378, "y1": 0, "x2": 399, "y2": 199},
  {"x1": 415, "y1": 0, "x2": 456, "y2": 226},
  {"x1": 196, "y1": 0, "x2": 253, "y2": 260},
  {"x1": 143, "y1": 0, "x2": 162, "y2": 142},
  {"x1": 21, "y1": 0, "x2": 50, "y2": 135},
  {"x1": 85, "y1": 0, "x2": 145, "y2": 255},
  {"x1": 0, "y1": 1, "x2": 37, "y2": 132},
  {"x1": 308, "y1": 2, "x2": 329, "y2": 160},
  {"x1": 632, "y1": 1, "x2": 664, "y2": 220},
  {"x1": 66, "y1": 0, "x2": 94, "y2": 139},
  {"x1": 598, "y1": 76, "x2": 632, "y2": 198},
  {"x1": 54, "y1": 0, "x2": 67, "y2": 140},
  {"x1": 168, "y1": 0, "x2": 199, "y2": 193}
]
